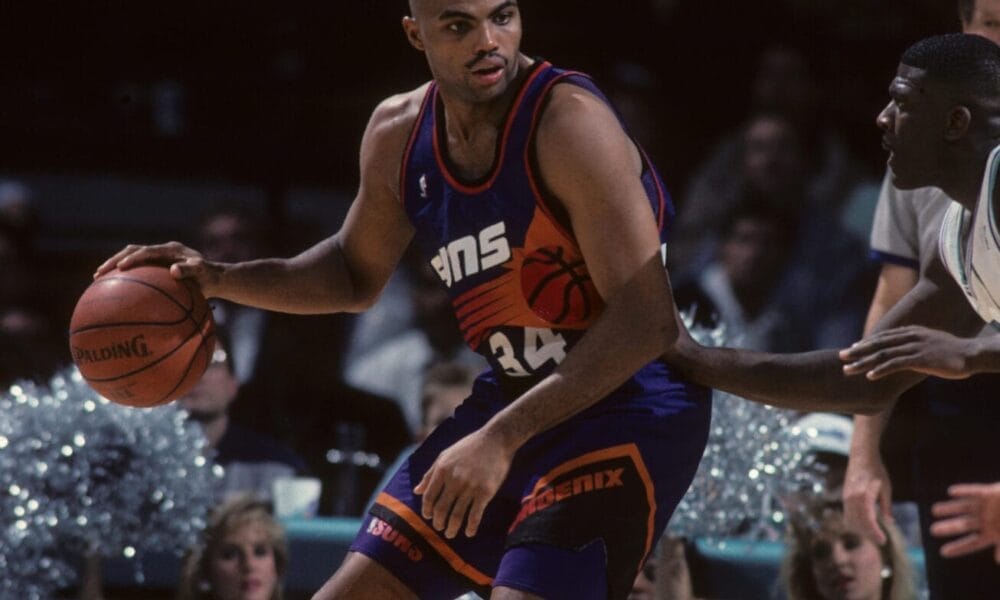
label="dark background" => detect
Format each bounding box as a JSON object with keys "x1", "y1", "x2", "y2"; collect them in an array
[{"x1": 0, "y1": 0, "x2": 958, "y2": 194}]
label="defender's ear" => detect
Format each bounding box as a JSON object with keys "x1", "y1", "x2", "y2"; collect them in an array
[
  {"x1": 944, "y1": 105, "x2": 972, "y2": 141},
  {"x1": 403, "y1": 16, "x2": 425, "y2": 51}
]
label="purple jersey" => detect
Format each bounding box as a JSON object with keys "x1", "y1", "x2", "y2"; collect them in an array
[
  {"x1": 400, "y1": 60, "x2": 679, "y2": 400},
  {"x1": 352, "y1": 62, "x2": 711, "y2": 600}
]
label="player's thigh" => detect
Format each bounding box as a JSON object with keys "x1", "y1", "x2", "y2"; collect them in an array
[
  {"x1": 311, "y1": 551, "x2": 418, "y2": 600},
  {"x1": 492, "y1": 541, "x2": 608, "y2": 600}
]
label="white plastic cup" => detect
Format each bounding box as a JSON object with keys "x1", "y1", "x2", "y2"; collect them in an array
[{"x1": 271, "y1": 477, "x2": 322, "y2": 519}]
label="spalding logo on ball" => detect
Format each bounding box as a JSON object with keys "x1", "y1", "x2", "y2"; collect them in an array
[{"x1": 69, "y1": 265, "x2": 216, "y2": 407}]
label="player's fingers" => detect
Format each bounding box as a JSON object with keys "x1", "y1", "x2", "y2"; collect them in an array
[
  {"x1": 465, "y1": 492, "x2": 491, "y2": 538},
  {"x1": 865, "y1": 356, "x2": 915, "y2": 380},
  {"x1": 930, "y1": 515, "x2": 980, "y2": 538},
  {"x1": 116, "y1": 242, "x2": 196, "y2": 271},
  {"x1": 947, "y1": 483, "x2": 989, "y2": 498},
  {"x1": 878, "y1": 485, "x2": 895, "y2": 524},
  {"x1": 932, "y1": 497, "x2": 975, "y2": 518},
  {"x1": 431, "y1": 485, "x2": 460, "y2": 532},
  {"x1": 94, "y1": 245, "x2": 146, "y2": 277},
  {"x1": 171, "y1": 257, "x2": 211, "y2": 281},
  {"x1": 415, "y1": 467, "x2": 442, "y2": 519},
  {"x1": 863, "y1": 484, "x2": 888, "y2": 545},
  {"x1": 842, "y1": 351, "x2": 894, "y2": 376},
  {"x1": 444, "y1": 493, "x2": 474, "y2": 539},
  {"x1": 840, "y1": 333, "x2": 900, "y2": 360},
  {"x1": 941, "y1": 534, "x2": 992, "y2": 558}
]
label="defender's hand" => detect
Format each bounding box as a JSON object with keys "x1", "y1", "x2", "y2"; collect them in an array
[
  {"x1": 414, "y1": 430, "x2": 514, "y2": 539},
  {"x1": 931, "y1": 482, "x2": 1000, "y2": 563},
  {"x1": 840, "y1": 326, "x2": 976, "y2": 380},
  {"x1": 94, "y1": 242, "x2": 224, "y2": 297},
  {"x1": 843, "y1": 456, "x2": 893, "y2": 545}
]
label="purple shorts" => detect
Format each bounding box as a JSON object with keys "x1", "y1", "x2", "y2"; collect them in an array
[{"x1": 350, "y1": 369, "x2": 710, "y2": 599}]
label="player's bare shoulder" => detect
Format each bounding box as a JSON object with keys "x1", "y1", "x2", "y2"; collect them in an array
[
  {"x1": 363, "y1": 84, "x2": 430, "y2": 164},
  {"x1": 534, "y1": 81, "x2": 641, "y2": 184},
  {"x1": 358, "y1": 83, "x2": 432, "y2": 200}
]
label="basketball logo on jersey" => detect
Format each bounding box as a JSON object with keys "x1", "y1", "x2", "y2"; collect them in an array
[
  {"x1": 431, "y1": 221, "x2": 511, "y2": 288},
  {"x1": 520, "y1": 246, "x2": 601, "y2": 324}
]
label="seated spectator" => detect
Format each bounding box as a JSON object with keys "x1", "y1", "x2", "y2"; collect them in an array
[
  {"x1": 0, "y1": 179, "x2": 39, "y2": 252},
  {"x1": 793, "y1": 412, "x2": 855, "y2": 495},
  {"x1": 790, "y1": 413, "x2": 922, "y2": 549},
  {"x1": 417, "y1": 361, "x2": 477, "y2": 442},
  {"x1": 179, "y1": 335, "x2": 308, "y2": 503},
  {"x1": 344, "y1": 259, "x2": 487, "y2": 434},
  {"x1": 195, "y1": 205, "x2": 350, "y2": 452},
  {"x1": 673, "y1": 197, "x2": 801, "y2": 351},
  {"x1": 673, "y1": 45, "x2": 875, "y2": 271},
  {"x1": 782, "y1": 499, "x2": 916, "y2": 600},
  {"x1": 177, "y1": 494, "x2": 288, "y2": 600},
  {"x1": 0, "y1": 304, "x2": 64, "y2": 386}
]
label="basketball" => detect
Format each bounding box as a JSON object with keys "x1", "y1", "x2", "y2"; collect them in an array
[
  {"x1": 69, "y1": 265, "x2": 216, "y2": 408},
  {"x1": 520, "y1": 246, "x2": 603, "y2": 324}
]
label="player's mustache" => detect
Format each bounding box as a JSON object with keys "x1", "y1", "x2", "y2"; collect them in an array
[{"x1": 466, "y1": 51, "x2": 506, "y2": 70}]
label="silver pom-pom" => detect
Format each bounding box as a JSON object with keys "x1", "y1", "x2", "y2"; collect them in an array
[
  {"x1": 667, "y1": 315, "x2": 824, "y2": 540},
  {"x1": 0, "y1": 368, "x2": 222, "y2": 598}
]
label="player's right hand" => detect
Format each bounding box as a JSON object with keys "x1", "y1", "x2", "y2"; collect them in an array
[
  {"x1": 843, "y1": 454, "x2": 893, "y2": 545},
  {"x1": 95, "y1": 242, "x2": 224, "y2": 297}
]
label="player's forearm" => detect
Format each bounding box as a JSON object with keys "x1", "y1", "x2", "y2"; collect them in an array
[
  {"x1": 482, "y1": 259, "x2": 678, "y2": 449},
  {"x1": 850, "y1": 405, "x2": 896, "y2": 461},
  {"x1": 211, "y1": 237, "x2": 377, "y2": 315},
  {"x1": 665, "y1": 339, "x2": 911, "y2": 415}
]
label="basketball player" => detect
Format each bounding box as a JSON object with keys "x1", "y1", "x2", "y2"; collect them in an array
[
  {"x1": 97, "y1": 1, "x2": 717, "y2": 597},
  {"x1": 665, "y1": 34, "x2": 1000, "y2": 399},
  {"x1": 841, "y1": 4, "x2": 1000, "y2": 596},
  {"x1": 669, "y1": 35, "x2": 1000, "y2": 583}
]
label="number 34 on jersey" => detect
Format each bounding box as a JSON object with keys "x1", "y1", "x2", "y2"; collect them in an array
[{"x1": 488, "y1": 327, "x2": 567, "y2": 377}]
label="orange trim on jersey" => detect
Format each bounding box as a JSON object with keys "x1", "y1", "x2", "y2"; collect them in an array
[
  {"x1": 399, "y1": 83, "x2": 436, "y2": 208},
  {"x1": 522, "y1": 72, "x2": 580, "y2": 243},
  {"x1": 449, "y1": 209, "x2": 603, "y2": 350},
  {"x1": 523, "y1": 443, "x2": 658, "y2": 573},
  {"x1": 374, "y1": 492, "x2": 493, "y2": 587},
  {"x1": 433, "y1": 61, "x2": 552, "y2": 195}
]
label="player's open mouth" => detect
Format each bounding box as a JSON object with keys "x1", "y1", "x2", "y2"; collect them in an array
[{"x1": 472, "y1": 66, "x2": 504, "y2": 84}]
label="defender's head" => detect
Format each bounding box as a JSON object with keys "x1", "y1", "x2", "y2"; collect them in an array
[{"x1": 877, "y1": 33, "x2": 1000, "y2": 189}]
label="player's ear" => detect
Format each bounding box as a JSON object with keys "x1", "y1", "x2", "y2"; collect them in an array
[
  {"x1": 402, "y1": 16, "x2": 425, "y2": 51},
  {"x1": 944, "y1": 105, "x2": 972, "y2": 141}
]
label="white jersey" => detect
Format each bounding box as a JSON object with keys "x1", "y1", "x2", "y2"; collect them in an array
[{"x1": 939, "y1": 144, "x2": 1000, "y2": 325}]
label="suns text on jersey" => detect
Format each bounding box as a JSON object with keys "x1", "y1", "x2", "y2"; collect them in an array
[{"x1": 430, "y1": 221, "x2": 511, "y2": 288}]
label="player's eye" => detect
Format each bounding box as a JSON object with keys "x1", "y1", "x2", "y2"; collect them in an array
[
  {"x1": 493, "y1": 10, "x2": 513, "y2": 26},
  {"x1": 446, "y1": 20, "x2": 471, "y2": 34}
]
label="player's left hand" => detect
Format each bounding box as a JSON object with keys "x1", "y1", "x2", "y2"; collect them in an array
[
  {"x1": 839, "y1": 325, "x2": 977, "y2": 380},
  {"x1": 414, "y1": 429, "x2": 515, "y2": 539},
  {"x1": 930, "y1": 482, "x2": 1000, "y2": 564}
]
